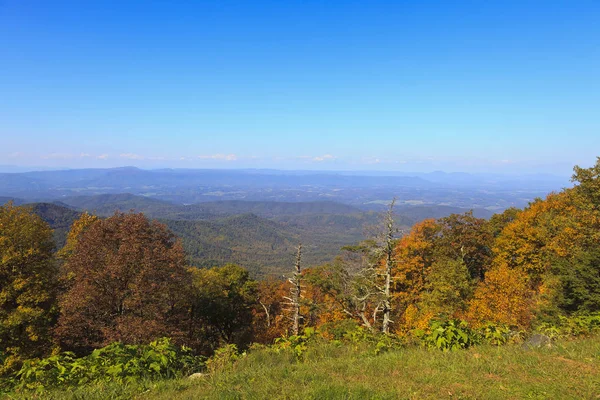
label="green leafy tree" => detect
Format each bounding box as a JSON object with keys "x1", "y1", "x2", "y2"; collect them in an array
[
  {"x1": 436, "y1": 211, "x2": 493, "y2": 281},
  {"x1": 551, "y1": 243, "x2": 600, "y2": 314},
  {"x1": 189, "y1": 264, "x2": 257, "y2": 354},
  {"x1": 421, "y1": 258, "x2": 473, "y2": 318},
  {"x1": 572, "y1": 156, "x2": 600, "y2": 211},
  {"x1": 487, "y1": 207, "x2": 521, "y2": 238},
  {"x1": 0, "y1": 203, "x2": 58, "y2": 374}
]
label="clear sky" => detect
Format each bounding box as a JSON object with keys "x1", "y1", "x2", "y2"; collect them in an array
[{"x1": 0, "y1": 0, "x2": 598, "y2": 174}]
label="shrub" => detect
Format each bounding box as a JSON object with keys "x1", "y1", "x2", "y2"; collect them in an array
[
  {"x1": 478, "y1": 323, "x2": 512, "y2": 346},
  {"x1": 272, "y1": 324, "x2": 404, "y2": 359},
  {"x1": 318, "y1": 320, "x2": 363, "y2": 341},
  {"x1": 13, "y1": 338, "x2": 204, "y2": 392},
  {"x1": 537, "y1": 313, "x2": 600, "y2": 338},
  {"x1": 415, "y1": 319, "x2": 479, "y2": 351},
  {"x1": 272, "y1": 327, "x2": 318, "y2": 360},
  {"x1": 205, "y1": 344, "x2": 241, "y2": 374}
]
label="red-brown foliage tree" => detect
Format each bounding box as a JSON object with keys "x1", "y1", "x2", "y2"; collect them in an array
[{"x1": 55, "y1": 212, "x2": 192, "y2": 354}]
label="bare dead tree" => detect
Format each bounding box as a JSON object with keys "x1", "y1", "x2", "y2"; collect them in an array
[
  {"x1": 258, "y1": 299, "x2": 271, "y2": 327},
  {"x1": 344, "y1": 249, "x2": 378, "y2": 332},
  {"x1": 381, "y1": 198, "x2": 396, "y2": 334},
  {"x1": 336, "y1": 199, "x2": 399, "y2": 333},
  {"x1": 283, "y1": 244, "x2": 303, "y2": 336}
]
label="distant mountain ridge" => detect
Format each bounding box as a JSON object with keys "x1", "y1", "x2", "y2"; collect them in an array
[
  {"x1": 55, "y1": 193, "x2": 493, "y2": 220},
  {"x1": 0, "y1": 196, "x2": 26, "y2": 205},
  {"x1": 0, "y1": 167, "x2": 568, "y2": 212},
  {"x1": 0, "y1": 167, "x2": 437, "y2": 193}
]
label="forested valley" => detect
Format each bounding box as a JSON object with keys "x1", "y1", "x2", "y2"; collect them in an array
[
  {"x1": 1, "y1": 159, "x2": 600, "y2": 398},
  {"x1": 6, "y1": 195, "x2": 493, "y2": 277}
]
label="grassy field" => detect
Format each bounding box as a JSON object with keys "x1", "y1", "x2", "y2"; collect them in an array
[{"x1": 13, "y1": 335, "x2": 600, "y2": 400}]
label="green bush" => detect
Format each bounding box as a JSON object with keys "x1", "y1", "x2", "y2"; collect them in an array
[
  {"x1": 372, "y1": 333, "x2": 404, "y2": 355},
  {"x1": 272, "y1": 323, "x2": 404, "y2": 360},
  {"x1": 415, "y1": 319, "x2": 479, "y2": 351},
  {"x1": 13, "y1": 338, "x2": 204, "y2": 392},
  {"x1": 478, "y1": 323, "x2": 513, "y2": 346},
  {"x1": 205, "y1": 344, "x2": 241, "y2": 374},
  {"x1": 538, "y1": 313, "x2": 600, "y2": 338},
  {"x1": 273, "y1": 327, "x2": 319, "y2": 360},
  {"x1": 318, "y1": 319, "x2": 364, "y2": 341}
]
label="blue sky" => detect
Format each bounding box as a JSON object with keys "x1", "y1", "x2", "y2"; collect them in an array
[{"x1": 0, "y1": 0, "x2": 598, "y2": 174}]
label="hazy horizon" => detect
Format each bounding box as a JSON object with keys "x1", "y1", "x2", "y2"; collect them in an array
[{"x1": 0, "y1": 163, "x2": 577, "y2": 178}]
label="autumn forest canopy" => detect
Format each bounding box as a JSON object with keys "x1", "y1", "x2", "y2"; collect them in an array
[{"x1": 2, "y1": 157, "x2": 600, "y2": 394}]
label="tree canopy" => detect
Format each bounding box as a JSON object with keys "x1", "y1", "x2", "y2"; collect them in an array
[
  {"x1": 55, "y1": 212, "x2": 192, "y2": 354},
  {"x1": 0, "y1": 203, "x2": 57, "y2": 373}
]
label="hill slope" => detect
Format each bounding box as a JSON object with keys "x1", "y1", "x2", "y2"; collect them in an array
[
  {"x1": 23, "y1": 201, "x2": 369, "y2": 276},
  {"x1": 25, "y1": 203, "x2": 81, "y2": 248},
  {"x1": 58, "y1": 193, "x2": 176, "y2": 217},
  {"x1": 163, "y1": 214, "x2": 301, "y2": 276},
  {"x1": 58, "y1": 195, "x2": 363, "y2": 219},
  {"x1": 21, "y1": 196, "x2": 494, "y2": 276},
  {"x1": 0, "y1": 196, "x2": 26, "y2": 205}
]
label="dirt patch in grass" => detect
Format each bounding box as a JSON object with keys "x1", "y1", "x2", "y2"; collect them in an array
[{"x1": 554, "y1": 356, "x2": 598, "y2": 373}]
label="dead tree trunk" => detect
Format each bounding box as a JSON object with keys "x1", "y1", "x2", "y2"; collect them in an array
[
  {"x1": 381, "y1": 199, "x2": 396, "y2": 334},
  {"x1": 284, "y1": 244, "x2": 303, "y2": 336},
  {"x1": 258, "y1": 299, "x2": 271, "y2": 327}
]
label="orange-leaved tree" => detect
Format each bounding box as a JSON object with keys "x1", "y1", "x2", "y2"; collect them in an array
[
  {"x1": 252, "y1": 276, "x2": 291, "y2": 343},
  {"x1": 466, "y1": 264, "x2": 534, "y2": 328},
  {"x1": 392, "y1": 218, "x2": 440, "y2": 332}
]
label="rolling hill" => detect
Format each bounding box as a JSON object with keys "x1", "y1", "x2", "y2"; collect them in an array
[
  {"x1": 19, "y1": 194, "x2": 497, "y2": 277},
  {"x1": 24, "y1": 203, "x2": 81, "y2": 248},
  {"x1": 24, "y1": 201, "x2": 369, "y2": 277}
]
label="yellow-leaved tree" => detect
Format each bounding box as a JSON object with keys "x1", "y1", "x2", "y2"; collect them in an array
[
  {"x1": 0, "y1": 203, "x2": 58, "y2": 374},
  {"x1": 466, "y1": 264, "x2": 534, "y2": 328}
]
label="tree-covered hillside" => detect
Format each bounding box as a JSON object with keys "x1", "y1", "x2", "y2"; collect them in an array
[
  {"x1": 23, "y1": 203, "x2": 80, "y2": 248},
  {"x1": 23, "y1": 196, "x2": 494, "y2": 277}
]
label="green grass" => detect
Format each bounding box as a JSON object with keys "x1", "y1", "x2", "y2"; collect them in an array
[{"x1": 9, "y1": 335, "x2": 600, "y2": 400}]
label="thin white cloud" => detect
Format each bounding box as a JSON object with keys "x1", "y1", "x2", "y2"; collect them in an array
[
  {"x1": 198, "y1": 154, "x2": 237, "y2": 161},
  {"x1": 312, "y1": 154, "x2": 336, "y2": 162},
  {"x1": 361, "y1": 157, "x2": 381, "y2": 164},
  {"x1": 39, "y1": 152, "x2": 112, "y2": 160},
  {"x1": 120, "y1": 153, "x2": 145, "y2": 160},
  {"x1": 42, "y1": 153, "x2": 75, "y2": 160}
]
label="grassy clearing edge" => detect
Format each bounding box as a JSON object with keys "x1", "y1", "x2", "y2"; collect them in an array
[{"x1": 11, "y1": 334, "x2": 600, "y2": 400}]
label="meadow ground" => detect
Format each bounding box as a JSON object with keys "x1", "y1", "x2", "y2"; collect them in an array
[{"x1": 19, "y1": 334, "x2": 600, "y2": 400}]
